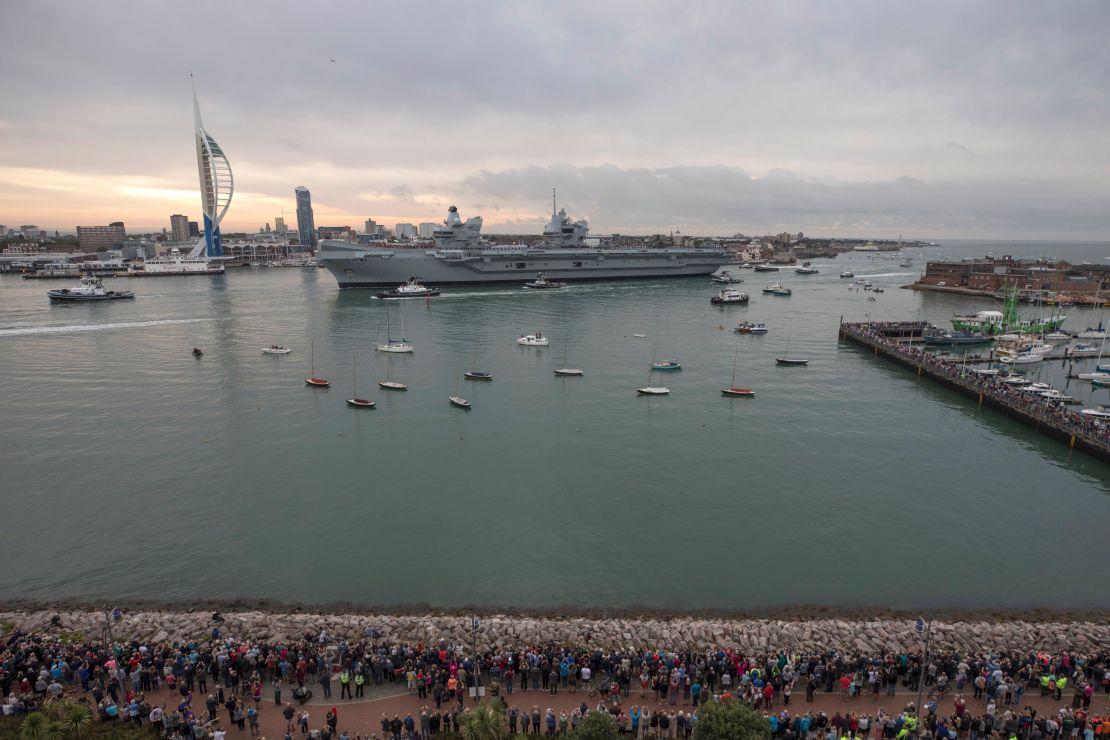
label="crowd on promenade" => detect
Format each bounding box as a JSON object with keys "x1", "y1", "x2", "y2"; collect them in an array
[
  {"x1": 3, "y1": 617, "x2": 1110, "y2": 740},
  {"x1": 843, "y1": 323, "x2": 1110, "y2": 447}
]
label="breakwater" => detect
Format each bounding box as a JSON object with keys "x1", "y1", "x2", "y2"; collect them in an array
[
  {"x1": 3, "y1": 609, "x2": 1109, "y2": 655},
  {"x1": 838, "y1": 321, "x2": 1110, "y2": 463}
]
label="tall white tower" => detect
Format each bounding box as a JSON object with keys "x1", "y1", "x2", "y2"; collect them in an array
[{"x1": 190, "y1": 76, "x2": 234, "y2": 258}]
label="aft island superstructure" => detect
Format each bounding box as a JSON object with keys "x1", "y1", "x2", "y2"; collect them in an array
[{"x1": 319, "y1": 202, "x2": 730, "y2": 288}]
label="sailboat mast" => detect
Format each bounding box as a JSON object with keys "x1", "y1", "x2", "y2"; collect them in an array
[{"x1": 730, "y1": 349, "x2": 738, "y2": 387}]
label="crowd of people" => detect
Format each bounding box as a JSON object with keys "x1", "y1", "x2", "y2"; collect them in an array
[
  {"x1": 2, "y1": 618, "x2": 1109, "y2": 740},
  {"x1": 845, "y1": 322, "x2": 1110, "y2": 447}
]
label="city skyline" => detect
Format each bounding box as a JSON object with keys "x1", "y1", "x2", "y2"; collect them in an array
[{"x1": 1, "y1": 1, "x2": 1109, "y2": 239}]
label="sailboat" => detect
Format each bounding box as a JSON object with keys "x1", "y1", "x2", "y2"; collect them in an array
[
  {"x1": 554, "y1": 337, "x2": 583, "y2": 376},
  {"x1": 378, "y1": 351, "x2": 407, "y2": 390},
  {"x1": 775, "y1": 338, "x2": 808, "y2": 366},
  {"x1": 449, "y1": 366, "x2": 471, "y2": 409},
  {"x1": 464, "y1": 347, "x2": 493, "y2": 381},
  {"x1": 346, "y1": 355, "x2": 375, "y2": 407},
  {"x1": 638, "y1": 350, "x2": 670, "y2": 395},
  {"x1": 305, "y1": 339, "x2": 331, "y2": 387},
  {"x1": 376, "y1": 303, "x2": 415, "y2": 353},
  {"x1": 721, "y1": 349, "x2": 755, "y2": 397}
]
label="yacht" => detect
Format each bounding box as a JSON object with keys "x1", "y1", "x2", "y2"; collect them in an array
[{"x1": 517, "y1": 333, "x2": 550, "y2": 346}]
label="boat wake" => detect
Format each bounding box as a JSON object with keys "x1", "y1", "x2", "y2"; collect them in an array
[
  {"x1": 860, "y1": 272, "x2": 914, "y2": 278},
  {"x1": 0, "y1": 318, "x2": 205, "y2": 337}
]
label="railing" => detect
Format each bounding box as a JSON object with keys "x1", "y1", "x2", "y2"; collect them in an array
[{"x1": 839, "y1": 321, "x2": 1110, "y2": 463}]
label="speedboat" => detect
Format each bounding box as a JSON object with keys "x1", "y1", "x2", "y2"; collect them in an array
[
  {"x1": 794, "y1": 262, "x2": 818, "y2": 275},
  {"x1": 449, "y1": 396, "x2": 472, "y2": 409},
  {"x1": 464, "y1": 371, "x2": 493, "y2": 381},
  {"x1": 517, "y1": 333, "x2": 550, "y2": 346},
  {"x1": 651, "y1": 361, "x2": 682, "y2": 371},
  {"x1": 637, "y1": 386, "x2": 670, "y2": 395},
  {"x1": 839, "y1": 270, "x2": 854, "y2": 278},
  {"x1": 261, "y1": 346, "x2": 293, "y2": 354},
  {"x1": 711, "y1": 271, "x2": 741, "y2": 284},
  {"x1": 376, "y1": 277, "x2": 440, "y2": 299},
  {"x1": 48, "y1": 275, "x2": 134, "y2": 301},
  {"x1": 762, "y1": 283, "x2": 791, "y2": 296},
  {"x1": 710, "y1": 288, "x2": 749, "y2": 305},
  {"x1": 523, "y1": 272, "x2": 567, "y2": 289}
]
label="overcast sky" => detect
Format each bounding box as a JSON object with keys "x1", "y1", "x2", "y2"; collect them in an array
[{"x1": 2, "y1": 1, "x2": 1108, "y2": 238}]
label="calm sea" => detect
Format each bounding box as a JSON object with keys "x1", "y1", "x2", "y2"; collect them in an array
[{"x1": 1, "y1": 241, "x2": 1108, "y2": 611}]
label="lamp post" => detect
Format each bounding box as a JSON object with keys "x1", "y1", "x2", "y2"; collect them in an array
[
  {"x1": 914, "y1": 617, "x2": 932, "y2": 737},
  {"x1": 470, "y1": 616, "x2": 483, "y2": 705}
]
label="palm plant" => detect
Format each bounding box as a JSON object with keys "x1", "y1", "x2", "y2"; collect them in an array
[
  {"x1": 457, "y1": 700, "x2": 507, "y2": 740},
  {"x1": 57, "y1": 700, "x2": 94, "y2": 739},
  {"x1": 19, "y1": 712, "x2": 49, "y2": 740}
]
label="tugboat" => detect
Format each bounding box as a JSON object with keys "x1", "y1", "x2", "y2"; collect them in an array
[
  {"x1": 711, "y1": 270, "x2": 742, "y2": 284},
  {"x1": 523, "y1": 272, "x2": 567, "y2": 289},
  {"x1": 375, "y1": 277, "x2": 440, "y2": 299},
  {"x1": 710, "y1": 288, "x2": 749, "y2": 305},
  {"x1": 47, "y1": 275, "x2": 135, "y2": 302}
]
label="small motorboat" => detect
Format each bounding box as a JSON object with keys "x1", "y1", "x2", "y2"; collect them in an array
[
  {"x1": 449, "y1": 396, "x2": 472, "y2": 409},
  {"x1": 711, "y1": 271, "x2": 741, "y2": 284},
  {"x1": 47, "y1": 275, "x2": 135, "y2": 301},
  {"x1": 517, "y1": 333, "x2": 550, "y2": 346},
  {"x1": 261, "y1": 346, "x2": 293, "y2": 354},
  {"x1": 192, "y1": 347, "x2": 203, "y2": 358},
  {"x1": 737, "y1": 263, "x2": 753, "y2": 269},
  {"x1": 762, "y1": 284, "x2": 792, "y2": 296},
  {"x1": 346, "y1": 397, "x2": 375, "y2": 408},
  {"x1": 651, "y1": 360, "x2": 682, "y2": 371},
  {"x1": 376, "y1": 277, "x2": 440, "y2": 299},
  {"x1": 794, "y1": 262, "x2": 818, "y2": 275},
  {"x1": 554, "y1": 367, "x2": 584, "y2": 376},
  {"x1": 735, "y1": 321, "x2": 754, "y2": 334},
  {"x1": 637, "y1": 386, "x2": 670, "y2": 395},
  {"x1": 378, "y1": 380, "x2": 407, "y2": 391},
  {"x1": 710, "y1": 288, "x2": 749, "y2": 305},
  {"x1": 839, "y1": 270, "x2": 854, "y2": 278},
  {"x1": 523, "y1": 272, "x2": 567, "y2": 290},
  {"x1": 464, "y1": 371, "x2": 493, "y2": 381}
]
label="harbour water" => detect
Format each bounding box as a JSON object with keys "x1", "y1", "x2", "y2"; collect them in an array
[{"x1": 1, "y1": 239, "x2": 1108, "y2": 611}]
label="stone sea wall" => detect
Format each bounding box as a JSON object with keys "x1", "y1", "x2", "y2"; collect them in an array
[{"x1": 2, "y1": 610, "x2": 1108, "y2": 654}]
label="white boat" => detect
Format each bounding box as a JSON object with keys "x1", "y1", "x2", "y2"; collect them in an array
[
  {"x1": 1044, "y1": 331, "x2": 1072, "y2": 340},
  {"x1": 131, "y1": 247, "x2": 225, "y2": 276},
  {"x1": 794, "y1": 262, "x2": 818, "y2": 275},
  {"x1": 554, "y1": 337, "x2": 583, "y2": 377},
  {"x1": 637, "y1": 386, "x2": 670, "y2": 395},
  {"x1": 261, "y1": 345, "x2": 292, "y2": 355},
  {"x1": 517, "y1": 332, "x2": 550, "y2": 346},
  {"x1": 899, "y1": 259, "x2": 914, "y2": 268},
  {"x1": 839, "y1": 270, "x2": 854, "y2": 278},
  {"x1": 761, "y1": 283, "x2": 791, "y2": 295},
  {"x1": 998, "y1": 350, "x2": 1044, "y2": 365},
  {"x1": 1036, "y1": 389, "x2": 1078, "y2": 404},
  {"x1": 1079, "y1": 408, "x2": 1110, "y2": 419},
  {"x1": 968, "y1": 367, "x2": 1000, "y2": 376},
  {"x1": 378, "y1": 352, "x2": 406, "y2": 390},
  {"x1": 721, "y1": 349, "x2": 755, "y2": 397},
  {"x1": 305, "y1": 339, "x2": 330, "y2": 388},
  {"x1": 376, "y1": 304, "x2": 414, "y2": 353},
  {"x1": 449, "y1": 395, "x2": 471, "y2": 408},
  {"x1": 710, "y1": 288, "x2": 749, "y2": 304},
  {"x1": 711, "y1": 271, "x2": 741, "y2": 284},
  {"x1": 346, "y1": 355, "x2": 375, "y2": 408},
  {"x1": 1077, "y1": 372, "x2": 1110, "y2": 381},
  {"x1": 1069, "y1": 343, "x2": 1104, "y2": 357},
  {"x1": 376, "y1": 277, "x2": 440, "y2": 299},
  {"x1": 999, "y1": 375, "x2": 1031, "y2": 386},
  {"x1": 47, "y1": 275, "x2": 135, "y2": 301},
  {"x1": 523, "y1": 272, "x2": 567, "y2": 289}
]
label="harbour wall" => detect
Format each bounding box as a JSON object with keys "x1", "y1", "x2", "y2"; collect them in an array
[
  {"x1": 838, "y1": 322, "x2": 1110, "y2": 463},
  {"x1": 3, "y1": 609, "x2": 1108, "y2": 655}
]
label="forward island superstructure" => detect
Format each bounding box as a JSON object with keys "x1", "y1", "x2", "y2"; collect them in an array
[{"x1": 319, "y1": 199, "x2": 730, "y2": 288}]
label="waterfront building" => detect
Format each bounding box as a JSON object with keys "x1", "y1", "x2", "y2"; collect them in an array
[
  {"x1": 917, "y1": 256, "x2": 1110, "y2": 303},
  {"x1": 76, "y1": 222, "x2": 126, "y2": 251},
  {"x1": 295, "y1": 186, "x2": 316, "y2": 247},
  {"x1": 169, "y1": 214, "x2": 190, "y2": 242},
  {"x1": 393, "y1": 222, "x2": 416, "y2": 239},
  {"x1": 274, "y1": 216, "x2": 287, "y2": 235},
  {"x1": 364, "y1": 218, "x2": 377, "y2": 234},
  {"x1": 417, "y1": 222, "x2": 438, "y2": 239},
  {"x1": 318, "y1": 225, "x2": 353, "y2": 240},
  {"x1": 191, "y1": 78, "x2": 233, "y2": 258}
]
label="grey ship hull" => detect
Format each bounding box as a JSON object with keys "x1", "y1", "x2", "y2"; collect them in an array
[{"x1": 319, "y1": 241, "x2": 730, "y2": 288}]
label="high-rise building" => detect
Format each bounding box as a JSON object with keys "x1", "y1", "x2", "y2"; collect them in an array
[
  {"x1": 394, "y1": 223, "x2": 416, "y2": 239},
  {"x1": 170, "y1": 214, "x2": 190, "y2": 242},
  {"x1": 274, "y1": 216, "x2": 287, "y2": 235},
  {"x1": 295, "y1": 186, "x2": 316, "y2": 247},
  {"x1": 417, "y1": 222, "x2": 437, "y2": 239},
  {"x1": 188, "y1": 221, "x2": 200, "y2": 237},
  {"x1": 364, "y1": 218, "x2": 377, "y2": 234},
  {"x1": 192, "y1": 77, "x2": 234, "y2": 258},
  {"x1": 77, "y1": 222, "x2": 126, "y2": 250}
]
